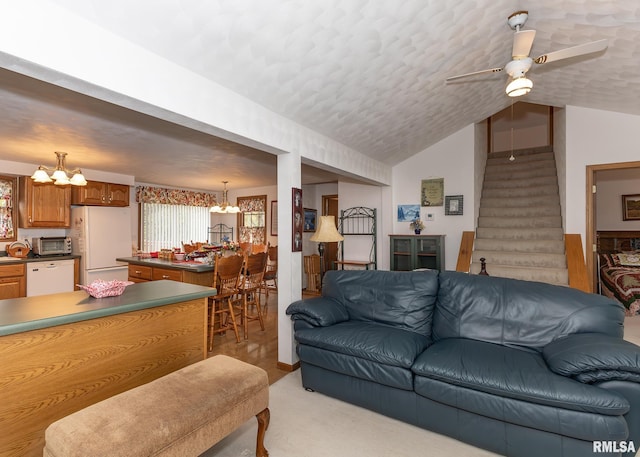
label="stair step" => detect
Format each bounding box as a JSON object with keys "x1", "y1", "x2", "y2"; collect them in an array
[
  {"x1": 473, "y1": 250, "x2": 567, "y2": 269},
  {"x1": 485, "y1": 158, "x2": 556, "y2": 174},
  {"x1": 488, "y1": 146, "x2": 554, "y2": 160},
  {"x1": 482, "y1": 185, "x2": 559, "y2": 199},
  {"x1": 484, "y1": 166, "x2": 557, "y2": 181},
  {"x1": 483, "y1": 175, "x2": 558, "y2": 189},
  {"x1": 479, "y1": 205, "x2": 560, "y2": 218},
  {"x1": 481, "y1": 195, "x2": 560, "y2": 208},
  {"x1": 474, "y1": 238, "x2": 565, "y2": 253},
  {"x1": 476, "y1": 227, "x2": 564, "y2": 241},
  {"x1": 477, "y1": 216, "x2": 562, "y2": 229},
  {"x1": 469, "y1": 262, "x2": 569, "y2": 285},
  {"x1": 486, "y1": 152, "x2": 555, "y2": 165}
]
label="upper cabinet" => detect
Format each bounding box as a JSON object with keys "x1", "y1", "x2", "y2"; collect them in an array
[
  {"x1": 0, "y1": 176, "x2": 17, "y2": 242},
  {"x1": 18, "y1": 177, "x2": 71, "y2": 228},
  {"x1": 71, "y1": 181, "x2": 130, "y2": 207}
]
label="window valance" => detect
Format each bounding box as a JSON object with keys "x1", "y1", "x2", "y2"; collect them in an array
[{"x1": 135, "y1": 186, "x2": 217, "y2": 207}]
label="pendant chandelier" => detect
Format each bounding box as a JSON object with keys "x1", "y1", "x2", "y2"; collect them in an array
[
  {"x1": 210, "y1": 181, "x2": 241, "y2": 214},
  {"x1": 31, "y1": 151, "x2": 87, "y2": 186}
]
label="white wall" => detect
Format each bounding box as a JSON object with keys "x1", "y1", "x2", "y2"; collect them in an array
[
  {"x1": 391, "y1": 125, "x2": 476, "y2": 270},
  {"x1": 565, "y1": 106, "x2": 640, "y2": 243},
  {"x1": 217, "y1": 185, "x2": 278, "y2": 246},
  {"x1": 596, "y1": 175, "x2": 640, "y2": 231}
]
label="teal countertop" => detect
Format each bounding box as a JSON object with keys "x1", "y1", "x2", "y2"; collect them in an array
[
  {"x1": 0, "y1": 254, "x2": 80, "y2": 264},
  {"x1": 0, "y1": 280, "x2": 216, "y2": 337},
  {"x1": 116, "y1": 256, "x2": 214, "y2": 273}
]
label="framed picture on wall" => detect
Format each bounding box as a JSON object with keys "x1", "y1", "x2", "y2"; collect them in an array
[
  {"x1": 303, "y1": 208, "x2": 317, "y2": 232},
  {"x1": 622, "y1": 194, "x2": 640, "y2": 221},
  {"x1": 421, "y1": 178, "x2": 444, "y2": 207},
  {"x1": 292, "y1": 188, "x2": 303, "y2": 251},
  {"x1": 445, "y1": 195, "x2": 464, "y2": 216}
]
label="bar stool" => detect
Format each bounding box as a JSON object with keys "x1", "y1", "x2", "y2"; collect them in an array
[{"x1": 208, "y1": 253, "x2": 244, "y2": 351}]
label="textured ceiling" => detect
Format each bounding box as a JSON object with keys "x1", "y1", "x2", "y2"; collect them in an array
[{"x1": 2, "y1": 1, "x2": 640, "y2": 190}]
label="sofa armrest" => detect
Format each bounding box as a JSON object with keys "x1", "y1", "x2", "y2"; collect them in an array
[
  {"x1": 286, "y1": 296, "x2": 349, "y2": 327},
  {"x1": 543, "y1": 333, "x2": 640, "y2": 383}
]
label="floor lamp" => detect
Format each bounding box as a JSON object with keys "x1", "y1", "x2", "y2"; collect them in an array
[{"x1": 310, "y1": 215, "x2": 344, "y2": 289}]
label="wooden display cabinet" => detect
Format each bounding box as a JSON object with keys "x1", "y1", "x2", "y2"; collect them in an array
[
  {"x1": 18, "y1": 177, "x2": 71, "y2": 228},
  {"x1": 71, "y1": 180, "x2": 130, "y2": 206},
  {"x1": 389, "y1": 235, "x2": 445, "y2": 271}
]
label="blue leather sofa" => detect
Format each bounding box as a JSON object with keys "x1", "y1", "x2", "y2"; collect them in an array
[{"x1": 286, "y1": 270, "x2": 640, "y2": 457}]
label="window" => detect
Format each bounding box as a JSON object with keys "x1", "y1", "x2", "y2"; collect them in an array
[{"x1": 140, "y1": 202, "x2": 209, "y2": 252}]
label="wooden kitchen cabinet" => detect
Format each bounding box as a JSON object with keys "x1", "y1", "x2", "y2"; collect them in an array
[
  {"x1": 0, "y1": 263, "x2": 26, "y2": 299},
  {"x1": 126, "y1": 261, "x2": 213, "y2": 286},
  {"x1": 71, "y1": 180, "x2": 130, "y2": 206},
  {"x1": 18, "y1": 177, "x2": 71, "y2": 228},
  {"x1": 128, "y1": 264, "x2": 152, "y2": 283}
]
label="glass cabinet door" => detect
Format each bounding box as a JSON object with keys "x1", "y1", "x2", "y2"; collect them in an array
[
  {"x1": 391, "y1": 237, "x2": 412, "y2": 271},
  {"x1": 416, "y1": 237, "x2": 439, "y2": 270}
]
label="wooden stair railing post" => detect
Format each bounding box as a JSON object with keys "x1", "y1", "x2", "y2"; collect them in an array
[
  {"x1": 456, "y1": 231, "x2": 476, "y2": 272},
  {"x1": 565, "y1": 234, "x2": 591, "y2": 293}
]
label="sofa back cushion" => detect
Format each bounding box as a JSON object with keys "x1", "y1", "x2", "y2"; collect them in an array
[
  {"x1": 433, "y1": 271, "x2": 624, "y2": 350},
  {"x1": 322, "y1": 270, "x2": 439, "y2": 337}
]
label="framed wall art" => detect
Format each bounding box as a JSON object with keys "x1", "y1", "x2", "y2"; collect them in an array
[
  {"x1": 292, "y1": 188, "x2": 303, "y2": 251},
  {"x1": 445, "y1": 195, "x2": 464, "y2": 215},
  {"x1": 421, "y1": 178, "x2": 444, "y2": 207},
  {"x1": 303, "y1": 208, "x2": 317, "y2": 232},
  {"x1": 622, "y1": 194, "x2": 640, "y2": 221},
  {"x1": 397, "y1": 204, "x2": 420, "y2": 222}
]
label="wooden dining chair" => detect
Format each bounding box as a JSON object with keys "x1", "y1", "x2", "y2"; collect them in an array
[
  {"x1": 261, "y1": 245, "x2": 278, "y2": 305},
  {"x1": 251, "y1": 243, "x2": 269, "y2": 254},
  {"x1": 208, "y1": 253, "x2": 244, "y2": 351},
  {"x1": 237, "y1": 252, "x2": 268, "y2": 340},
  {"x1": 304, "y1": 254, "x2": 321, "y2": 294}
]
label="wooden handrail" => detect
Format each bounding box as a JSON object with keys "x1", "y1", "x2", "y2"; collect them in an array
[
  {"x1": 565, "y1": 234, "x2": 590, "y2": 293},
  {"x1": 456, "y1": 231, "x2": 475, "y2": 272}
]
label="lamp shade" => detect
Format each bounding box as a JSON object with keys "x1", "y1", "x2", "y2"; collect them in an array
[{"x1": 310, "y1": 216, "x2": 344, "y2": 243}]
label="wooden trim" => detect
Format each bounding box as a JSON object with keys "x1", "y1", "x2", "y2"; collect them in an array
[
  {"x1": 565, "y1": 234, "x2": 590, "y2": 292},
  {"x1": 276, "y1": 360, "x2": 301, "y2": 372},
  {"x1": 456, "y1": 231, "x2": 475, "y2": 272},
  {"x1": 586, "y1": 160, "x2": 640, "y2": 292}
]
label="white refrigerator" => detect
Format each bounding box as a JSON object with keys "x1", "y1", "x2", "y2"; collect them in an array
[{"x1": 70, "y1": 206, "x2": 132, "y2": 285}]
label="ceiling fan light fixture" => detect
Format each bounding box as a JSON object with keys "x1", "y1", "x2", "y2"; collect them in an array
[{"x1": 506, "y1": 76, "x2": 533, "y2": 97}]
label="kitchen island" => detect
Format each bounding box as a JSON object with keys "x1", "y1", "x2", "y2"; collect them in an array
[
  {"x1": 0, "y1": 280, "x2": 215, "y2": 457},
  {"x1": 117, "y1": 256, "x2": 214, "y2": 286}
]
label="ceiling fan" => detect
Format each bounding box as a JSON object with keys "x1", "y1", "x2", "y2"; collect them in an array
[{"x1": 445, "y1": 11, "x2": 608, "y2": 97}]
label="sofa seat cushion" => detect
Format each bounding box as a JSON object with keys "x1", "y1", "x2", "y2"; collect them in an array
[
  {"x1": 414, "y1": 376, "x2": 629, "y2": 442},
  {"x1": 412, "y1": 338, "x2": 629, "y2": 416},
  {"x1": 295, "y1": 321, "x2": 430, "y2": 390},
  {"x1": 295, "y1": 321, "x2": 431, "y2": 369}
]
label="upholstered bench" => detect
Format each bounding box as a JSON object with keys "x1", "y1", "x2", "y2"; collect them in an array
[{"x1": 43, "y1": 355, "x2": 270, "y2": 457}]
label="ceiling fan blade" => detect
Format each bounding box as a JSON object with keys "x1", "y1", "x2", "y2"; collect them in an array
[
  {"x1": 534, "y1": 39, "x2": 608, "y2": 64},
  {"x1": 512, "y1": 30, "x2": 536, "y2": 59},
  {"x1": 445, "y1": 67, "x2": 503, "y2": 82}
]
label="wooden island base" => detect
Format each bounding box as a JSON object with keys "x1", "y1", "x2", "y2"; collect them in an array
[{"x1": 0, "y1": 283, "x2": 211, "y2": 457}]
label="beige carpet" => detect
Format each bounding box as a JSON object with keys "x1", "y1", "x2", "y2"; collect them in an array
[{"x1": 202, "y1": 317, "x2": 640, "y2": 457}]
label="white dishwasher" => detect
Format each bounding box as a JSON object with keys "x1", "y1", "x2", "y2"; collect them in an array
[{"x1": 26, "y1": 259, "x2": 76, "y2": 297}]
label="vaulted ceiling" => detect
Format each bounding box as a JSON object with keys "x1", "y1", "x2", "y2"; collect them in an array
[{"x1": 1, "y1": 1, "x2": 639, "y2": 191}]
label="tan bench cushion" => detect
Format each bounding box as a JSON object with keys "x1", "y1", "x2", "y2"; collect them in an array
[{"x1": 43, "y1": 355, "x2": 269, "y2": 457}]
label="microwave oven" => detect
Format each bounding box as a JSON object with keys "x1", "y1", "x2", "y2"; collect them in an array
[{"x1": 32, "y1": 236, "x2": 72, "y2": 256}]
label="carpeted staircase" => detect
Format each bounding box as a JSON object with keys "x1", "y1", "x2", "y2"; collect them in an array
[{"x1": 470, "y1": 146, "x2": 569, "y2": 286}]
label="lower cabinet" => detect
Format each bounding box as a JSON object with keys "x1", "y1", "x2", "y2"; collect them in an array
[
  {"x1": 389, "y1": 235, "x2": 445, "y2": 271},
  {"x1": 128, "y1": 264, "x2": 212, "y2": 286},
  {"x1": 0, "y1": 264, "x2": 26, "y2": 299}
]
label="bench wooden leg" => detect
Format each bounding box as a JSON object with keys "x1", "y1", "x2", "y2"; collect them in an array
[{"x1": 256, "y1": 407, "x2": 270, "y2": 457}]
